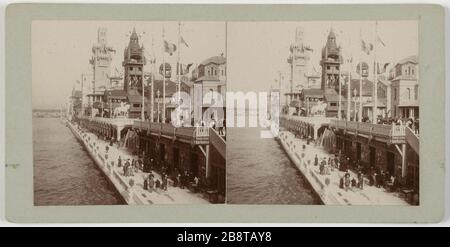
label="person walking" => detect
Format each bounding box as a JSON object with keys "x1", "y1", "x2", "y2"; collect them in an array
[
  {"x1": 161, "y1": 173, "x2": 168, "y2": 191},
  {"x1": 357, "y1": 172, "x2": 364, "y2": 189},
  {"x1": 314, "y1": 155, "x2": 319, "y2": 166},
  {"x1": 118, "y1": 156, "x2": 122, "y2": 168},
  {"x1": 148, "y1": 175, "x2": 155, "y2": 193},
  {"x1": 344, "y1": 172, "x2": 351, "y2": 191}
]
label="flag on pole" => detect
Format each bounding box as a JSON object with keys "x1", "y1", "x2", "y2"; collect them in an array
[
  {"x1": 164, "y1": 40, "x2": 177, "y2": 55},
  {"x1": 377, "y1": 62, "x2": 390, "y2": 74},
  {"x1": 180, "y1": 36, "x2": 189, "y2": 48},
  {"x1": 377, "y1": 35, "x2": 386, "y2": 47},
  {"x1": 361, "y1": 40, "x2": 373, "y2": 55},
  {"x1": 177, "y1": 63, "x2": 194, "y2": 75}
]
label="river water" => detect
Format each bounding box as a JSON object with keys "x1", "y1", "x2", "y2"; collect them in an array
[
  {"x1": 33, "y1": 117, "x2": 124, "y2": 205},
  {"x1": 227, "y1": 127, "x2": 322, "y2": 204}
]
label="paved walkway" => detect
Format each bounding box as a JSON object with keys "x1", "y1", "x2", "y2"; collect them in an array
[
  {"x1": 279, "y1": 131, "x2": 408, "y2": 205},
  {"x1": 74, "y1": 123, "x2": 209, "y2": 204}
]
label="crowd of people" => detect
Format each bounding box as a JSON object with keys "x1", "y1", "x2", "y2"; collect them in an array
[
  {"x1": 114, "y1": 153, "x2": 202, "y2": 194},
  {"x1": 313, "y1": 153, "x2": 400, "y2": 193}
]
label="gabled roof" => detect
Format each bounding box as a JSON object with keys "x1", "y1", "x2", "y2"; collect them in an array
[
  {"x1": 105, "y1": 89, "x2": 127, "y2": 98},
  {"x1": 303, "y1": 88, "x2": 324, "y2": 97}
]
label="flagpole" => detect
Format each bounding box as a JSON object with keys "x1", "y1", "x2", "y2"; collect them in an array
[
  {"x1": 358, "y1": 28, "x2": 363, "y2": 122},
  {"x1": 177, "y1": 22, "x2": 181, "y2": 104},
  {"x1": 373, "y1": 21, "x2": 378, "y2": 124},
  {"x1": 162, "y1": 25, "x2": 166, "y2": 123},
  {"x1": 141, "y1": 42, "x2": 145, "y2": 121},
  {"x1": 338, "y1": 40, "x2": 342, "y2": 120},
  {"x1": 150, "y1": 35, "x2": 155, "y2": 122},
  {"x1": 347, "y1": 36, "x2": 352, "y2": 121}
]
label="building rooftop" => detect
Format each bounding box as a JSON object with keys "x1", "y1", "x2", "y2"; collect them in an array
[
  {"x1": 196, "y1": 75, "x2": 220, "y2": 82},
  {"x1": 200, "y1": 55, "x2": 226, "y2": 66},
  {"x1": 303, "y1": 88, "x2": 324, "y2": 97},
  {"x1": 396, "y1": 55, "x2": 418, "y2": 65}
]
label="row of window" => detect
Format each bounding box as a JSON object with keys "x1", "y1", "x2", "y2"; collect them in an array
[
  {"x1": 393, "y1": 86, "x2": 419, "y2": 101},
  {"x1": 206, "y1": 67, "x2": 226, "y2": 77},
  {"x1": 129, "y1": 67, "x2": 142, "y2": 72}
]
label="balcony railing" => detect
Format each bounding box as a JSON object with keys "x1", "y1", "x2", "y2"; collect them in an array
[
  {"x1": 330, "y1": 119, "x2": 406, "y2": 144},
  {"x1": 133, "y1": 120, "x2": 210, "y2": 145}
]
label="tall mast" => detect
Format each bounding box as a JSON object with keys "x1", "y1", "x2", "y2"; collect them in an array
[
  {"x1": 150, "y1": 35, "x2": 155, "y2": 122},
  {"x1": 347, "y1": 35, "x2": 352, "y2": 121},
  {"x1": 338, "y1": 33, "x2": 342, "y2": 120},
  {"x1": 141, "y1": 35, "x2": 145, "y2": 121},
  {"x1": 177, "y1": 22, "x2": 181, "y2": 103},
  {"x1": 162, "y1": 25, "x2": 166, "y2": 123},
  {"x1": 372, "y1": 21, "x2": 378, "y2": 124},
  {"x1": 358, "y1": 28, "x2": 363, "y2": 122}
]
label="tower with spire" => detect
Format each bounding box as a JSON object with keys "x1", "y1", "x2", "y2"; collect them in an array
[
  {"x1": 320, "y1": 27, "x2": 343, "y2": 91},
  {"x1": 89, "y1": 27, "x2": 115, "y2": 92},
  {"x1": 287, "y1": 27, "x2": 312, "y2": 95},
  {"x1": 122, "y1": 27, "x2": 146, "y2": 92}
]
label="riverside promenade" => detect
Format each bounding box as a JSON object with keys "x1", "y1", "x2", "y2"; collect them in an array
[
  {"x1": 67, "y1": 121, "x2": 209, "y2": 205},
  {"x1": 278, "y1": 130, "x2": 408, "y2": 205}
]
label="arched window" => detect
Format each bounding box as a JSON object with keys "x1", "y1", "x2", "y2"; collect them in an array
[{"x1": 407, "y1": 88, "x2": 411, "y2": 100}]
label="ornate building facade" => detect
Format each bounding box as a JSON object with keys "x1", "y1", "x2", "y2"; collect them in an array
[
  {"x1": 287, "y1": 27, "x2": 312, "y2": 96},
  {"x1": 320, "y1": 28, "x2": 342, "y2": 91}
]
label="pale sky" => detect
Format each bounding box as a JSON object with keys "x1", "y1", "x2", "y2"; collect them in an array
[
  {"x1": 227, "y1": 21, "x2": 418, "y2": 93},
  {"x1": 32, "y1": 20, "x2": 418, "y2": 109},
  {"x1": 32, "y1": 21, "x2": 226, "y2": 110}
]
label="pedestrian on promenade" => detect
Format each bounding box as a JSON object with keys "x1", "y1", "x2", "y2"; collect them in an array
[
  {"x1": 184, "y1": 170, "x2": 190, "y2": 188},
  {"x1": 118, "y1": 156, "x2": 122, "y2": 168},
  {"x1": 155, "y1": 179, "x2": 161, "y2": 190},
  {"x1": 357, "y1": 172, "x2": 364, "y2": 189},
  {"x1": 314, "y1": 155, "x2": 318, "y2": 166},
  {"x1": 376, "y1": 171, "x2": 383, "y2": 188},
  {"x1": 123, "y1": 159, "x2": 130, "y2": 176},
  {"x1": 148, "y1": 175, "x2": 155, "y2": 193},
  {"x1": 143, "y1": 176, "x2": 148, "y2": 190},
  {"x1": 319, "y1": 159, "x2": 325, "y2": 175},
  {"x1": 162, "y1": 173, "x2": 168, "y2": 191},
  {"x1": 372, "y1": 172, "x2": 377, "y2": 187},
  {"x1": 177, "y1": 172, "x2": 183, "y2": 188},
  {"x1": 344, "y1": 172, "x2": 351, "y2": 191}
]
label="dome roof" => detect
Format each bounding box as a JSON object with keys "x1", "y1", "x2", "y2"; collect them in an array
[{"x1": 200, "y1": 55, "x2": 226, "y2": 66}]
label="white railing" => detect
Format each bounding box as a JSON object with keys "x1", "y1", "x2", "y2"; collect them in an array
[
  {"x1": 133, "y1": 120, "x2": 210, "y2": 144},
  {"x1": 330, "y1": 119, "x2": 406, "y2": 143}
]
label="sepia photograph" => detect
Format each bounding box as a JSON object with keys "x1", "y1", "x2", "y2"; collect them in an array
[
  {"x1": 226, "y1": 21, "x2": 419, "y2": 205},
  {"x1": 5, "y1": 3, "x2": 446, "y2": 224},
  {"x1": 32, "y1": 21, "x2": 227, "y2": 205}
]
